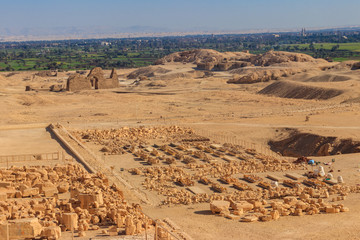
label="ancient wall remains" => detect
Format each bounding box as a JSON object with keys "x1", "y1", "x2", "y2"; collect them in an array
[{"x1": 66, "y1": 67, "x2": 119, "y2": 91}]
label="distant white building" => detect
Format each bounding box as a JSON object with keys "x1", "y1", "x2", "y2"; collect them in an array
[{"x1": 300, "y1": 28, "x2": 306, "y2": 37}]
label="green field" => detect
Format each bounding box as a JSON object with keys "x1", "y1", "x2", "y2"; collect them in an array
[{"x1": 284, "y1": 42, "x2": 360, "y2": 52}]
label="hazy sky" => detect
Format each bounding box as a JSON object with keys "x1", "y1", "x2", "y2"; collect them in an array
[{"x1": 1, "y1": 0, "x2": 359, "y2": 32}]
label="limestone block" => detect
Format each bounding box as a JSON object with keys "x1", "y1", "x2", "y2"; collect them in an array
[
  {"x1": 248, "y1": 200, "x2": 262, "y2": 208},
  {"x1": 0, "y1": 182, "x2": 11, "y2": 188},
  {"x1": 5, "y1": 189, "x2": 16, "y2": 198},
  {"x1": 0, "y1": 193, "x2": 7, "y2": 201},
  {"x1": 22, "y1": 188, "x2": 39, "y2": 197},
  {"x1": 241, "y1": 215, "x2": 258, "y2": 222},
  {"x1": 57, "y1": 182, "x2": 70, "y2": 193},
  {"x1": 259, "y1": 215, "x2": 272, "y2": 222},
  {"x1": 1, "y1": 218, "x2": 43, "y2": 239},
  {"x1": 108, "y1": 225, "x2": 119, "y2": 236},
  {"x1": 125, "y1": 224, "x2": 136, "y2": 235},
  {"x1": 210, "y1": 200, "x2": 230, "y2": 214},
  {"x1": 43, "y1": 187, "x2": 59, "y2": 197},
  {"x1": 233, "y1": 208, "x2": 244, "y2": 216},
  {"x1": 294, "y1": 209, "x2": 303, "y2": 216},
  {"x1": 296, "y1": 201, "x2": 308, "y2": 210},
  {"x1": 79, "y1": 192, "x2": 103, "y2": 209},
  {"x1": 41, "y1": 226, "x2": 61, "y2": 240},
  {"x1": 270, "y1": 210, "x2": 280, "y2": 220},
  {"x1": 325, "y1": 207, "x2": 337, "y2": 213},
  {"x1": 283, "y1": 196, "x2": 298, "y2": 205},
  {"x1": 232, "y1": 201, "x2": 253, "y2": 211},
  {"x1": 340, "y1": 207, "x2": 349, "y2": 212},
  {"x1": 225, "y1": 214, "x2": 241, "y2": 220},
  {"x1": 33, "y1": 204, "x2": 46, "y2": 212},
  {"x1": 62, "y1": 213, "x2": 78, "y2": 231}
]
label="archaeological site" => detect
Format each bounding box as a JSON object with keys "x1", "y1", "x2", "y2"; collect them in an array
[{"x1": 1, "y1": 48, "x2": 360, "y2": 240}]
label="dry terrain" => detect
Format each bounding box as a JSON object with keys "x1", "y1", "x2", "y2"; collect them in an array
[{"x1": 1, "y1": 50, "x2": 360, "y2": 240}]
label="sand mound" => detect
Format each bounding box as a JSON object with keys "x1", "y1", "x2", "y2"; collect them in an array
[
  {"x1": 341, "y1": 96, "x2": 360, "y2": 104},
  {"x1": 258, "y1": 80, "x2": 344, "y2": 100},
  {"x1": 155, "y1": 49, "x2": 253, "y2": 65},
  {"x1": 156, "y1": 71, "x2": 205, "y2": 80},
  {"x1": 146, "y1": 80, "x2": 167, "y2": 87},
  {"x1": 0, "y1": 74, "x2": 13, "y2": 87},
  {"x1": 228, "y1": 68, "x2": 303, "y2": 84},
  {"x1": 127, "y1": 66, "x2": 171, "y2": 79},
  {"x1": 332, "y1": 61, "x2": 360, "y2": 70},
  {"x1": 302, "y1": 73, "x2": 351, "y2": 82},
  {"x1": 250, "y1": 51, "x2": 327, "y2": 66},
  {"x1": 0, "y1": 74, "x2": 6, "y2": 85},
  {"x1": 17, "y1": 95, "x2": 55, "y2": 106},
  {"x1": 269, "y1": 130, "x2": 360, "y2": 157}
]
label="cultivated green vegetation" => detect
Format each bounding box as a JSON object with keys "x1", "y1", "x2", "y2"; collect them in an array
[{"x1": 1, "y1": 29, "x2": 360, "y2": 71}]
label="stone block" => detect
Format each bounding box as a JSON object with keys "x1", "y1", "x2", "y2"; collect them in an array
[
  {"x1": 284, "y1": 196, "x2": 298, "y2": 206},
  {"x1": 108, "y1": 225, "x2": 119, "y2": 236},
  {"x1": 325, "y1": 207, "x2": 337, "y2": 213},
  {"x1": 33, "y1": 204, "x2": 46, "y2": 212},
  {"x1": 57, "y1": 182, "x2": 70, "y2": 193},
  {"x1": 225, "y1": 214, "x2": 241, "y2": 220},
  {"x1": 78, "y1": 192, "x2": 103, "y2": 209},
  {"x1": 22, "y1": 188, "x2": 39, "y2": 197},
  {"x1": 232, "y1": 201, "x2": 253, "y2": 211},
  {"x1": 241, "y1": 215, "x2": 258, "y2": 222},
  {"x1": 62, "y1": 213, "x2": 78, "y2": 231},
  {"x1": 233, "y1": 208, "x2": 244, "y2": 216},
  {"x1": 43, "y1": 187, "x2": 59, "y2": 197},
  {"x1": 340, "y1": 207, "x2": 349, "y2": 212},
  {"x1": 259, "y1": 215, "x2": 272, "y2": 222},
  {"x1": 0, "y1": 193, "x2": 7, "y2": 201},
  {"x1": 210, "y1": 200, "x2": 230, "y2": 214},
  {"x1": 0, "y1": 182, "x2": 11, "y2": 188},
  {"x1": 0, "y1": 218, "x2": 43, "y2": 239},
  {"x1": 125, "y1": 224, "x2": 136, "y2": 235},
  {"x1": 41, "y1": 226, "x2": 61, "y2": 240},
  {"x1": 270, "y1": 210, "x2": 280, "y2": 220}
]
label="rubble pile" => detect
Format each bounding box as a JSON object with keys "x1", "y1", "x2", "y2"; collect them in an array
[
  {"x1": 72, "y1": 126, "x2": 196, "y2": 155},
  {"x1": 0, "y1": 164, "x2": 154, "y2": 239},
  {"x1": 209, "y1": 194, "x2": 351, "y2": 223}
]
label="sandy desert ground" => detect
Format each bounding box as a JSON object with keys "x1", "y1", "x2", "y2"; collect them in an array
[{"x1": 1, "y1": 50, "x2": 360, "y2": 240}]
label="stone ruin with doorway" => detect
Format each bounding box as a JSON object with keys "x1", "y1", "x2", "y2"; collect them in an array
[{"x1": 66, "y1": 67, "x2": 119, "y2": 91}]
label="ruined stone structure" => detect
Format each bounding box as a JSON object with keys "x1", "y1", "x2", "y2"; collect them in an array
[
  {"x1": 66, "y1": 67, "x2": 119, "y2": 91},
  {"x1": 66, "y1": 74, "x2": 91, "y2": 91}
]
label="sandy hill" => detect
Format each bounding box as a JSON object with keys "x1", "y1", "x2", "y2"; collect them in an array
[
  {"x1": 258, "y1": 80, "x2": 345, "y2": 100},
  {"x1": 250, "y1": 51, "x2": 328, "y2": 66},
  {"x1": 154, "y1": 49, "x2": 253, "y2": 65},
  {"x1": 127, "y1": 66, "x2": 171, "y2": 79},
  {"x1": 331, "y1": 60, "x2": 360, "y2": 70},
  {"x1": 152, "y1": 49, "x2": 336, "y2": 83}
]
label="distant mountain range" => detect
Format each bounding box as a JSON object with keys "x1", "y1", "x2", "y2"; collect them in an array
[{"x1": 1, "y1": 25, "x2": 360, "y2": 42}]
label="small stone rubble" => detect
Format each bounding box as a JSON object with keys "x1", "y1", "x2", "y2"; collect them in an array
[{"x1": 0, "y1": 164, "x2": 154, "y2": 239}]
